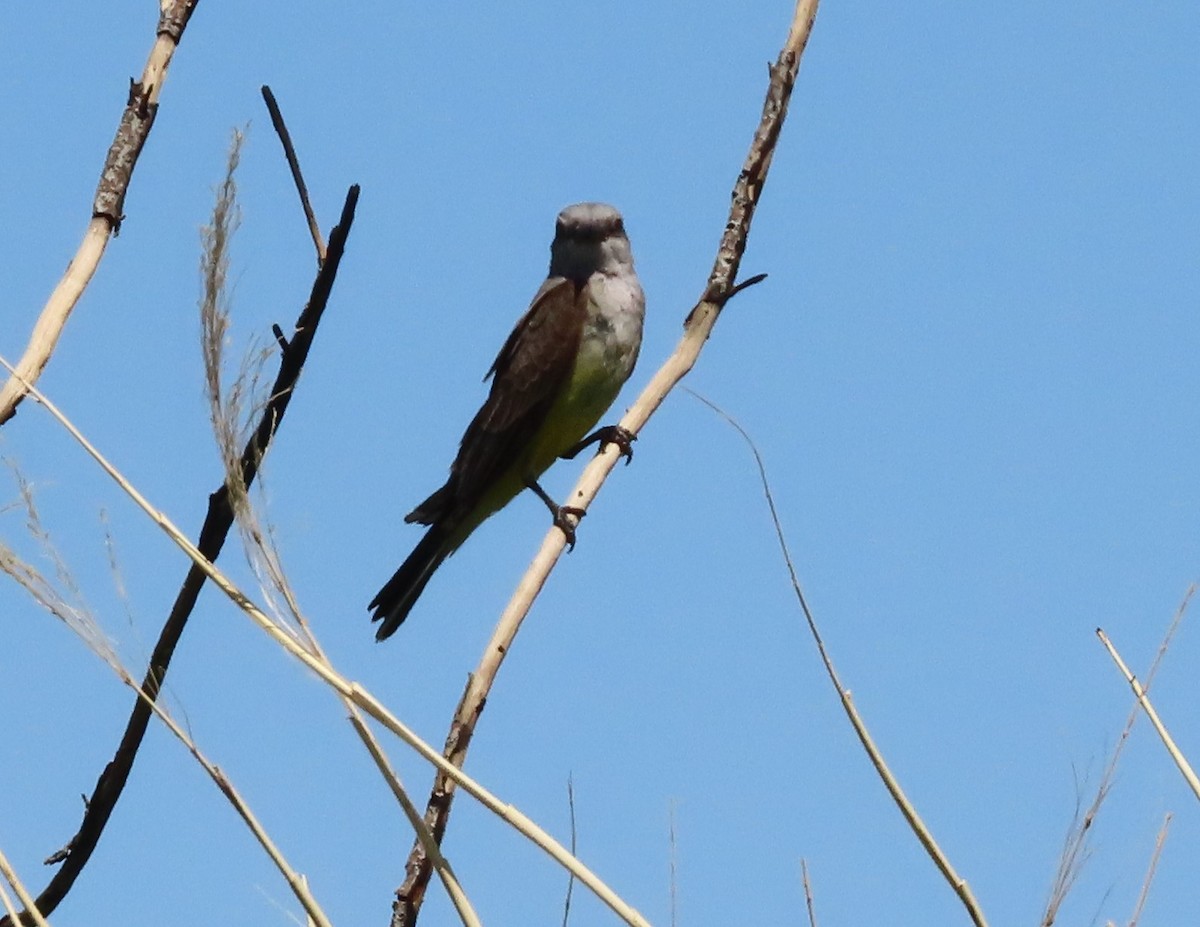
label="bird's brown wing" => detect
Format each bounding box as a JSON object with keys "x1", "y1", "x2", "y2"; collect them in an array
[{"x1": 406, "y1": 276, "x2": 587, "y2": 525}]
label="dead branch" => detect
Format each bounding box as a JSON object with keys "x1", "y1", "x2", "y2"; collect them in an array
[
  {"x1": 1098, "y1": 629, "x2": 1200, "y2": 800},
  {"x1": 261, "y1": 85, "x2": 327, "y2": 262},
  {"x1": 0, "y1": 1, "x2": 201, "y2": 427}
]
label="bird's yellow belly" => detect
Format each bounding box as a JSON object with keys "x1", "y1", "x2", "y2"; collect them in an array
[
  {"x1": 525, "y1": 337, "x2": 626, "y2": 476},
  {"x1": 451, "y1": 345, "x2": 625, "y2": 547}
]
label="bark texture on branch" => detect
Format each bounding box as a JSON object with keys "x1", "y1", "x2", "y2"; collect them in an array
[{"x1": 0, "y1": 0, "x2": 201, "y2": 427}]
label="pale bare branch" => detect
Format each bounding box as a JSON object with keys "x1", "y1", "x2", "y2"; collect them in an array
[
  {"x1": 1097, "y1": 630, "x2": 1200, "y2": 800},
  {"x1": 0, "y1": 1, "x2": 201, "y2": 426}
]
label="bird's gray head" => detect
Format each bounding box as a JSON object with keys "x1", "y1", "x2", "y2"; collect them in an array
[{"x1": 549, "y1": 202, "x2": 635, "y2": 282}]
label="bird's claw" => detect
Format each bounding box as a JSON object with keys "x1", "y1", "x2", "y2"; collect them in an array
[
  {"x1": 560, "y1": 424, "x2": 637, "y2": 464},
  {"x1": 555, "y1": 505, "x2": 586, "y2": 550},
  {"x1": 601, "y1": 425, "x2": 637, "y2": 465}
]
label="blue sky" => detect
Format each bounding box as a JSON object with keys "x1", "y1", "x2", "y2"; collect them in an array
[{"x1": 2, "y1": 2, "x2": 1199, "y2": 925}]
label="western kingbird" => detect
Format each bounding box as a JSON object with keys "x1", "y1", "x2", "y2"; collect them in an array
[{"x1": 369, "y1": 202, "x2": 645, "y2": 640}]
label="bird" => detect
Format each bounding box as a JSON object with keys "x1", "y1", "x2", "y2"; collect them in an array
[{"x1": 369, "y1": 202, "x2": 645, "y2": 640}]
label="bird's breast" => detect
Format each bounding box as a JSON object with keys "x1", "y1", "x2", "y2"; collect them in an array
[
  {"x1": 580, "y1": 271, "x2": 645, "y2": 380},
  {"x1": 519, "y1": 271, "x2": 645, "y2": 478}
]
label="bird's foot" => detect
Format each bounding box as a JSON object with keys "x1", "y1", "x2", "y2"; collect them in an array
[
  {"x1": 561, "y1": 424, "x2": 637, "y2": 465},
  {"x1": 526, "y1": 477, "x2": 588, "y2": 550},
  {"x1": 555, "y1": 505, "x2": 586, "y2": 551}
]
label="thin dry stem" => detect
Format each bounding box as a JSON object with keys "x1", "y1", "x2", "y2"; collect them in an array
[
  {"x1": 99, "y1": 508, "x2": 136, "y2": 628},
  {"x1": 3, "y1": 472, "x2": 334, "y2": 927},
  {"x1": 0, "y1": 882, "x2": 19, "y2": 925},
  {"x1": 195, "y1": 155, "x2": 478, "y2": 925},
  {"x1": 394, "y1": 3, "x2": 820, "y2": 920},
  {"x1": 0, "y1": 359, "x2": 647, "y2": 927},
  {"x1": 800, "y1": 859, "x2": 818, "y2": 927},
  {"x1": 689, "y1": 389, "x2": 988, "y2": 927},
  {"x1": 1097, "y1": 629, "x2": 1200, "y2": 800},
  {"x1": 0, "y1": 851, "x2": 49, "y2": 927},
  {"x1": 0, "y1": 0, "x2": 201, "y2": 426},
  {"x1": 131, "y1": 677, "x2": 335, "y2": 927},
  {"x1": 561, "y1": 776, "x2": 577, "y2": 927},
  {"x1": 1041, "y1": 586, "x2": 1192, "y2": 926},
  {"x1": 1127, "y1": 813, "x2": 1171, "y2": 927}
]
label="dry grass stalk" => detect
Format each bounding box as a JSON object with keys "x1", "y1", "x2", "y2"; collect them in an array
[
  {"x1": 1, "y1": 471, "x2": 332, "y2": 927},
  {"x1": 1041, "y1": 587, "x2": 1192, "y2": 925},
  {"x1": 800, "y1": 859, "x2": 818, "y2": 927},
  {"x1": 196, "y1": 129, "x2": 479, "y2": 927},
  {"x1": 1127, "y1": 813, "x2": 1171, "y2": 927},
  {"x1": 560, "y1": 777, "x2": 578, "y2": 927},
  {"x1": 688, "y1": 389, "x2": 989, "y2": 927},
  {"x1": 0, "y1": 358, "x2": 646, "y2": 927},
  {"x1": 0, "y1": 850, "x2": 50, "y2": 927}
]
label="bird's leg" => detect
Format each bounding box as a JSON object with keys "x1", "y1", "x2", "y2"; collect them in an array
[
  {"x1": 560, "y1": 424, "x2": 636, "y2": 465},
  {"x1": 524, "y1": 477, "x2": 586, "y2": 550}
]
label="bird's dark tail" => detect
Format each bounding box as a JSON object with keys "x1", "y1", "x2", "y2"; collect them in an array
[{"x1": 369, "y1": 524, "x2": 451, "y2": 641}]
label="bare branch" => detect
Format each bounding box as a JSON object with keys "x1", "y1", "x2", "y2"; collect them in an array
[
  {"x1": 0, "y1": 1, "x2": 201, "y2": 426},
  {"x1": 2, "y1": 497, "x2": 336, "y2": 927},
  {"x1": 261, "y1": 85, "x2": 327, "y2": 263},
  {"x1": 1097, "y1": 629, "x2": 1200, "y2": 799}
]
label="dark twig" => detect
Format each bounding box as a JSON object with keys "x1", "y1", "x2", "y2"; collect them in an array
[
  {"x1": 390, "y1": 3, "x2": 819, "y2": 924},
  {"x1": 261, "y1": 85, "x2": 327, "y2": 263},
  {"x1": 560, "y1": 776, "x2": 577, "y2": 927},
  {"x1": 723, "y1": 272, "x2": 768, "y2": 303},
  {"x1": 800, "y1": 859, "x2": 818, "y2": 927},
  {"x1": 0, "y1": 185, "x2": 360, "y2": 927}
]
